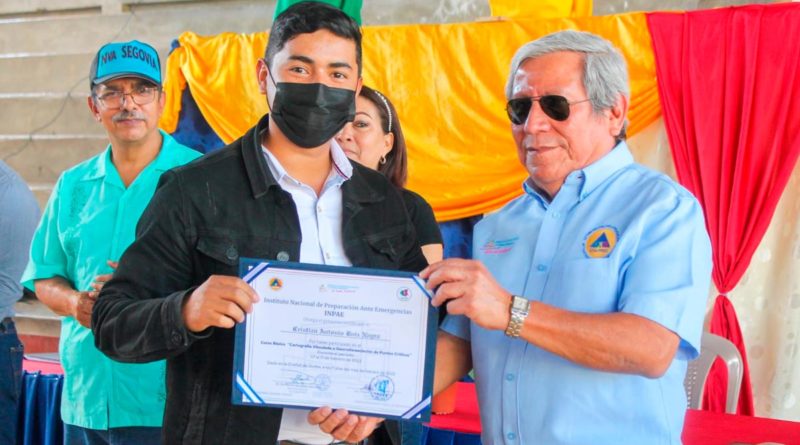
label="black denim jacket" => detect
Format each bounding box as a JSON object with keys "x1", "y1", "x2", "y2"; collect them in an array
[{"x1": 93, "y1": 114, "x2": 428, "y2": 444}]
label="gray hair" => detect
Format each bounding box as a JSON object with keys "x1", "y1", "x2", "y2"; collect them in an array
[{"x1": 504, "y1": 30, "x2": 630, "y2": 116}]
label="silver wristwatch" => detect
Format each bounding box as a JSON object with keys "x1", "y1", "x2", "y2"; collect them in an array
[{"x1": 504, "y1": 295, "x2": 530, "y2": 338}]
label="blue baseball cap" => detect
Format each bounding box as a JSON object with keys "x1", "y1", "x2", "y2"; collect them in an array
[{"x1": 90, "y1": 40, "x2": 161, "y2": 89}]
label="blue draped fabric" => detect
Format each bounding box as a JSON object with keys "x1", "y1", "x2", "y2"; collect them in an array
[
  {"x1": 170, "y1": 85, "x2": 225, "y2": 154},
  {"x1": 422, "y1": 427, "x2": 482, "y2": 445},
  {"x1": 17, "y1": 372, "x2": 63, "y2": 445},
  {"x1": 168, "y1": 39, "x2": 225, "y2": 154},
  {"x1": 440, "y1": 216, "x2": 482, "y2": 260},
  {"x1": 15, "y1": 368, "x2": 484, "y2": 445}
]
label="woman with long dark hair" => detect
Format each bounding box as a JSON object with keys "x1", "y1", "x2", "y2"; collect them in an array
[{"x1": 336, "y1": 86, "x2": 443, "y2": 264}]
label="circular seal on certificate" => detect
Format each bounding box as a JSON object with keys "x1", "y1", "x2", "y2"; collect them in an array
[
  {"x1": 315, "y1": 374, "x2": 331, "y2": 391},
  {"x1": 369, "y1": 375, "x2": 394, "y2": 401},
  {"x1": 396, "y1": 287, "x2": 411, "y2": 301}
]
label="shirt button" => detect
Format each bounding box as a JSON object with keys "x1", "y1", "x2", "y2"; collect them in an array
[
  {"x1": 505, "y1": 373, "x2": 514, "y2": 381},
  {"x1": 536, "y1": 264, "x2": 547, "y2": 272},
  {"x1": 325, "y1": 252, "x2": 332, "y2": 260},
  {"x1": 551, "y1": 211, "x2": 560, "y2": 219},
  {"x1": 225, "y1": 246, "x2": 238, "y2": 261},
  {"x1": 507, "y1": 432, "x2": 516, "y2": 441},
  {"x1": 276, "y1": 251, "x2": 290, "y2": 262},
  {"x1": 171, "y1": 332, "x2": 182, "y2": 346},
  {"x1": 317, "y1": 205, "x2": 323, "y2": 213}
]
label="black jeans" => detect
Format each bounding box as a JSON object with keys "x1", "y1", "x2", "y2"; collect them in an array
[{"x1": 0, "y1": 317, "x2": 24, "y2": 444}]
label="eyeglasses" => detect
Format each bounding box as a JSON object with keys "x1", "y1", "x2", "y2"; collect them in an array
[
  {"x1": 95, "y1": 86, "x2": 159, "y2": 109},
  {"x1": 506, "y1": 95, "x2": 591, "y2": 124}
]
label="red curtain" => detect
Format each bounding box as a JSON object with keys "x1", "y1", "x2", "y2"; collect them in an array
[{"x1": 647, "y1": 4, "x2": 800, "y2": 415}]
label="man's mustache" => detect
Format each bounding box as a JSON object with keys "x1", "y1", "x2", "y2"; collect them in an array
[{"x1": 112, "y1": 111, "x2": 147, "y2": 122}]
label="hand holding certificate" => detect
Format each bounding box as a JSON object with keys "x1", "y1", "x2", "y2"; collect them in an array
[{"x1": 232, "y1": 259, "x2": 438, "y2": 421}]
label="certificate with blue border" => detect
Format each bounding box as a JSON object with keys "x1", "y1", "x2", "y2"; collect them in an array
[{"x1": 232, "y1": 258, "x2": 438, "y2": 422}]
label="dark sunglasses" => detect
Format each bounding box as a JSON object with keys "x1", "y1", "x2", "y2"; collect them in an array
[{"x1": 506, "y1": 95, "x2": 592, "y2": 124}]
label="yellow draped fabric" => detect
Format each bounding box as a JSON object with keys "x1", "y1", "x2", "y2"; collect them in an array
[
  {"x1": 161, "y1": 32, "x2": 269, "y2": 140},
  {"x1": 161, "y1": 12, "x2": 659, "y2": 221},
  {"x1": 489, "y1": 0, "x2": 593, "y2": 19}
]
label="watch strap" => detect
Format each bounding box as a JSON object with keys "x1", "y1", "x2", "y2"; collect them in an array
[{"x1": 504, "y1": 295, "x2": 530, "y2": 338}]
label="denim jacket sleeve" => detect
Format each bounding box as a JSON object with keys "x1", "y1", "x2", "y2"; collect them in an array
[{"x1": 92, "y1": 170, "x2": 206, "y2": 363}]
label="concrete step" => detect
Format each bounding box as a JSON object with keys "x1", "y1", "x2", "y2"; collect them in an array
[
  {"x1": 0, "y1": 93, "x2": 102, "y2": 135},
  {"x1": 0, "y1": 135, "x2": 107, "y2": 185},
  {"x1": 0, "y1": 50, "x2": 166, "y2": 94},
  {"x1": 0, "y1": 0, "x2": 193, "y2": 17},
  {"x1": 0, "y1": 0, "x2": 275, "y2": 55},
  {"x1": 31, "y1": 185, "x2": 54, "y2": 210},
  {"x1": 14, "y1": 296, "x2": 61, "y2": 339},
  {"x1": 0, "y1": 53, "x2": 94, "y2": 94}
]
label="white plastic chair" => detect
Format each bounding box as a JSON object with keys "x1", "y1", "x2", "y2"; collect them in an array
[{"x1": 684, "y1": 332, "x2": 743, "y2": 414}]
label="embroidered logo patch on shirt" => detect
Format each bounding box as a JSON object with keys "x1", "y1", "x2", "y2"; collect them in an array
[
  {"x1": 583, "y1": 226, "x2": 619, "y2": 258},
  {"x1": 481, "y1": 236, "x2": 520, "y2": 255}
]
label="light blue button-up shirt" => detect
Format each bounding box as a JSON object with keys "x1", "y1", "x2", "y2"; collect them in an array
[
  {"x1": 0, "y1": 161, "x2": 40, "y2": 319},
  {"x1": 442, "y1": 143, "x2": 712, "y2": 445},
  {"x1": 21, "y1": 131, "x2": 200, "y2": 429}
]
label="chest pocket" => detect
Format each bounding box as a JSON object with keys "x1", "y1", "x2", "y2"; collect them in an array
[
  {"x1": 362, "y1": 226, "x2": 409, "y2": 269},
  {"x1": 195, "y1": 234, "x2": 301, "y2": 276},
  {"x1": 195, "y1": 236, "x2": 239, "y2": 276},
  {"x1": 546, "y1": 258, "x2": 621, "y2": 313}
]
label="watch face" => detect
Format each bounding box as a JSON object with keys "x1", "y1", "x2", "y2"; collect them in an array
[{"x1": 511, "y1": 296, "x2": 529, "y2": 311}]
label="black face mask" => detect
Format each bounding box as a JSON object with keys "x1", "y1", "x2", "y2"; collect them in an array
[{"x1": 268, "y1": 74, "x2": 356, "y2": 149}]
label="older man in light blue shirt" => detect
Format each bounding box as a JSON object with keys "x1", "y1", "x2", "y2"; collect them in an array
[{"x1": 423, "y1": 30, "x2": 712, "y2": 445}]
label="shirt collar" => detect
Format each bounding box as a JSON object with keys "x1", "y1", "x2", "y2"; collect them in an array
[
  {"x1": 261, "y1": 138, "x2": 353, "y2": 186},
  {"x1": 329, "y1": 138, "x2": 353, "y2": 180},
  {"x1": 76, "y1": 130, "x2": 177, "y2": 183},
  {"x1": 75, "y1": 146, "x2": 110, "y2": 182},
  {"x1": 522, "y1": 179, "x2": 549, "y2": 208},
  {"x1": 522, "y1": 141, "x2": 633, "y2": 205},
  {"x1": 578, "y1": 141, "x2": 633, "y2": 200},
  {"x1": 149, "y1": 131, "x2": 187, "y2": 173}
]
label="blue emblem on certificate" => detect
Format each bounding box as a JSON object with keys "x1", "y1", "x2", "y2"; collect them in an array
[
  {"x1": 231, "y1": 259, "x2": 438, "y2": 422},
  {"x1": 369, "y1": 375, "x2": 395, "y2": 401}
]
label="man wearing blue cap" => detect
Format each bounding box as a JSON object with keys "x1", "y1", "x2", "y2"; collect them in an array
[{"x1": 22, "y1": 40, "x2": 201, "y2": 445}]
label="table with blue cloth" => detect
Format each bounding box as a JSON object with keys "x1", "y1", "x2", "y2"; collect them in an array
[
  {"x1": 22, "y1": 367, "x2": 800, "y2": 445},
  {"x1": 19, "y1": 357, "x2": 481, "y2": 445},
  {"x1": 422, "y1": 427, "x2": 481, "y2": 445},
  {"x1": 18, "y1": 358, "x2": 64, "y2": 445}
]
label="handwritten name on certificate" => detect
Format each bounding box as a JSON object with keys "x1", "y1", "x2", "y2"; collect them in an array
[{"x1": 232, "y1": 259, "x2": 438, "y2": 421}]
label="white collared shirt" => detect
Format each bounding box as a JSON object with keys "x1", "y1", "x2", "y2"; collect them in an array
[{"x1": 262, "y1": 140, "x2": 353, "y2": 444}]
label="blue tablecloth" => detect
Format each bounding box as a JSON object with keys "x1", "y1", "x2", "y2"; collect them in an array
[
  {"x1": 17, "y1": 371, "x2": 63, "y2": 445},
  {"x1": 17, "y1": 369, "x2": 480, "y2": 445},
  {"x1": 422, "y1": 426, "x2": 482, "y2": 445}
]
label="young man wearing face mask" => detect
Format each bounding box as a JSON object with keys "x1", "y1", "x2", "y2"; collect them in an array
[{"x1": 92, "y1": 3, "x2": 427, "y2": 445}]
